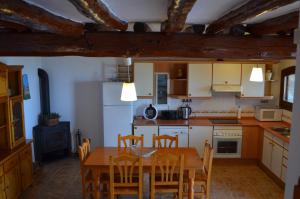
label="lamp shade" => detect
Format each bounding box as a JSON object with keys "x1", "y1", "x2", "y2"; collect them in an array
[
  {"x1": 121, "y1": 82, "x2": 137, "y2": 101},
  {"x1": 250, "y1": 67, "x2": 263, "y2": 82}
]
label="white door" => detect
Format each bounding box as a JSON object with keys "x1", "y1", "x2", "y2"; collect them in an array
[
  {"x1": 262, "y1": 136, "x2": 273, "y2": 169},
  {"x1": 241, "y1": 64, "x2": 265, "y2": 97},
  {"x1": 271, "y1": 142, "x2": 284, "y2": 178},
  {"x1": 134, "y1": 63, "x2": 154, "y2": 97},
  {"x1": 189, "y1": 126, "x2": 213, "y2": 157},
  {"x1": 188, "y1": 63, "x2": 212, "y2": 97},
  {"x1": 134, "y1": 126, "x2": 158, "y2": 147},
  {"x1": 213, "y1": 63, "x2": 241, "y2": 85},
  {"x1": 103, "y1": 106, "x2": 132, "y2": 147}
]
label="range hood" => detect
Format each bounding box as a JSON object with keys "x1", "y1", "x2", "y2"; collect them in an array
[{"x1": 212, "y1": 85, "x2": 242, "y2": 93}]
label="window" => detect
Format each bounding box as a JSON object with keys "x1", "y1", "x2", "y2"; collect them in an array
[{"x1": 280, "y1": 66, "x2": 296, "y2": 111}]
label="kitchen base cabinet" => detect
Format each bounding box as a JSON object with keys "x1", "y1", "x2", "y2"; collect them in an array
[
  {"x1": 133, "y1": 126, "x2": 158, "y2": 147},
  {"x1": 242, "y1": 127, "x2": 261, "y2": 159},
  {"x1": 4, "y1": 164, "x2": 21, "y2": 199},
  {"x1": 271, "y1": 142, "x2": 284, "y2": 178},
  {"x1": 262, "y1": 135, "x2": 273, "y2": 169},
  {"x1": 19, "y1": 146, "x2": 33, "y2": 190},
  {"x1": 189, "y1": 126, "x2": 213, "y2": 157}
]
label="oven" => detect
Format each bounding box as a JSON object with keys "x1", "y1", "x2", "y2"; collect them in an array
[{"x1": 213, "y1": 126, "x2": 242, "y2": 158}]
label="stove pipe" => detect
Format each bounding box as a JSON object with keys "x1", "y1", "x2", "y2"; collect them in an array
[{"x1": 38, "y1": 68, "x2": 50, "y2": 115}]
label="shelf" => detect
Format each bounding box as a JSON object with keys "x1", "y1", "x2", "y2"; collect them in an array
[
  {"x1": 168, "y1": 94, "x2": 188, "y2": 99},
  {"x1": 0, "y1": 125, "x2": 6, "y2": 129},
  {"x1": 170, "y1": 78, "x2": 187, "y2": 81},
  {"x1": 265, "y1": 80, "x2": 277, "y2": 82},
  {"x1": 236, "y1": 96, "x2": 274, "y2": 100}
]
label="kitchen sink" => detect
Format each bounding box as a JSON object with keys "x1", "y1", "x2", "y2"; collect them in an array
[{"x1": 271, "y1": 127, "x2": 291, "y2": 138}]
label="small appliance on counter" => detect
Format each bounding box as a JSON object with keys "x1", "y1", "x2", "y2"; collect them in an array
[
  {"x1": 178, "y1": 105, "x2": 192, "y2": 120},
  {"x1": 159, "y1": 110, "x2": 179, "y2": 120},
  {"x1": 255, "y1": 106, "x2": 283, "y2": 121},
  {"x1": 143, "y1": 104, "x2": 158, "y2": 120}
]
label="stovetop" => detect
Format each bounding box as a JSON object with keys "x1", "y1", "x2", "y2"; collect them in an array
[{"x1": 210, "y1": 119, "x2": 240, "y2": 124}]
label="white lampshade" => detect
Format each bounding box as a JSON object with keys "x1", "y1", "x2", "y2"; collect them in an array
[
  {"x1": 121, "y1": 82, "x2": 137, "y2": 101},
  {"x1": 250, "y1": 67, "x2": 263, "y2": 82}
]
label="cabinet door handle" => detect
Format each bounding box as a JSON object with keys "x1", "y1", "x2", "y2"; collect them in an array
[
  {"x1": 148, "y1": 93, "x2": 152, "y2": 95},
  {"x1": 189, "y1": 127, "x2": 192, "y2": 129},
  {"x1": 189, "y1": 93, "x2": 192, "y2": 96}
]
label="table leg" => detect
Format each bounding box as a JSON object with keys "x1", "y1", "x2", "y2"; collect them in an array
[
  {"x1": 188, "y1": 168, "x2": 195, "y2": 199},
  {"x1": 91, "y1": 168, "x2": 100, "y2": 199}
]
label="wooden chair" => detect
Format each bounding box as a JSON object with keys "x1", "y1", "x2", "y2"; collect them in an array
[
  {"x1": 152, "y1": 134, "x2": 178, "y2": 148},
  {"x1": 78, "y1": 139, "x2": 93, "y2": 199},
  {"x1": 184, "y1": 141, "x2": 214, "y2": 199},
  {"x1": 118, "y1": 134, "x2": 144, "y2": 148},
  {"x1": 151, "y1": 153, "x2": 184, "y2": 199},
  {"x1": 109, "y1": 153, "x2": 143, "y2": 199}
]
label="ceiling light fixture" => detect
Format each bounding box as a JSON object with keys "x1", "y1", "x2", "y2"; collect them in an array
[
  {"x1": 250, "y1": 65, "x2": 263, "y2": 82},
  {"x1": 121, "y1": 58, "x2": 137, "y2": 101}
]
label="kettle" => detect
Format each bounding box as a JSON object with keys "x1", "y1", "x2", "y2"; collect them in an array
[{"x1": 179, "y1": 105, "x2": 192, "y2": 120}]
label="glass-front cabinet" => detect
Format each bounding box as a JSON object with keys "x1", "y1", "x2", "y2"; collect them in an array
[{"x1": 10, "y1": 96, "x2": 25, "y2": 148}]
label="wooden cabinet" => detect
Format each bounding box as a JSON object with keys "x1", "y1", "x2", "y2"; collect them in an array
[
  {"x1": 242, "y1": 126, "x2": 261, "y2": 159},
  {"x1": 188, "y1": 63, "x2": 212, "y2": 97},
  {"x1": 4, "y1": 156, "x2": 21, "y2": 199},
  {"x1": 213, "y1": 63, "x2": 241, "y2": 85},
  {"x1": 262, "y1": 135, "x2": 273, "y2": 169},
  {"x1": 0, "y1": 64, "x2": 8, "y2": 97},
  {"x1": 134, "y1": 126, "x2": 158, "y2": 147},
  {"x1": 241, "y1": 64, "x2": 265, "y2": 97},
  {"x1": 0, "y1": 165, "x2": 5, "y2": 199},
  {"x1": 134, "y1": 62, "x2": 154, "y2": 98},
  {"x1": 0, "y1": 97, "x2": 9, "y2": 150},
  {"x1": 271, "y1": 142, "x2": 284, "y2": 178},
  {"x1": 188, "y1": 126, "x2": 213, "y2": 157},
  {"x1": 9, "y1": 96, "x2": 25, "y2": 149},
  {"x1": 19, "y1": 146, "x2": 33, "y2": 190}
]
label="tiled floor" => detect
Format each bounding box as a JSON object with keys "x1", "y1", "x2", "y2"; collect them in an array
[{"x1": 21, "y1": 157, "x2": 284, "y2": 199}]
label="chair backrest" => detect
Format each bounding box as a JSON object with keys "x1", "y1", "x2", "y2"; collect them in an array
[
  {"x1": 152, "y1": 134, "x2": 178, "y2": 148},
  {"x1": 118, "y1": 134, "x2": 144, "y2": 148},
  {"x1": 202, "y1": 142, "x2": 214, "y2": 197},
  {"x1": 151, "y1": 153, "x2": 184, "y2": 187},
  {"x1": 109, "y1": 153, "x2": 143, "y2": 188},
  {"x1": 78, "y1": 138, "x2": 91, "y2": 163}
]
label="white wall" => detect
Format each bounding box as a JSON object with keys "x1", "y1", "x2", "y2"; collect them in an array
[
  {"x1": 0, "y1": 57, "x2": 41, "y2": 139},
  {"x1": 41, "y1": 56, "x2": 123, "y2": 150},
  {"x1": 285, "y1": 17, "x2": 300, "y2": 198}
]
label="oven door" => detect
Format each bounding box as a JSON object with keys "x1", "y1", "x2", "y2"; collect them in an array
[{"x1": 213, "y1": 136, "x2": 242, "y2": 158}]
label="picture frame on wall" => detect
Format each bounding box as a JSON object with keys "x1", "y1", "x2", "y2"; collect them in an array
[{"x1": 23, "y1": 74, "x2": 31, "y2": 100}]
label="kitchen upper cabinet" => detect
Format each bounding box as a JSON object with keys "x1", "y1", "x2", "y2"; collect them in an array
[
  {"x1": 242, "y1": 127, "x2": 260, "y2": 159},
  {"x1": 241, "y1": 64, "x2": 265, "y2": 97},
  {"x1": 188, "y1": 64, "x2": 212, "y2": 97},
  {"x1": 213, "y1": 63, "x2": 241, "y2": 85},
  {"x1": 134, "y1": 63, "x2": 154, "y2": 98},
  {"x1": 189, "y1": 126, "x2": 213, "y2": 157},
  {"x1": 134, "y1": 126, "x2": 158, "y2": 147}
]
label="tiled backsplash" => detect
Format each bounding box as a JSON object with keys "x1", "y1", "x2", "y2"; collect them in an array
[{"x1": 133, "y1": 93, "x2": 272, "y2": 118}]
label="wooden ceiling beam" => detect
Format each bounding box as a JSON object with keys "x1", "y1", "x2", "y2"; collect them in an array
[
  {"x1": 248, "y1": 11, "x2": 299, "y2": 36},
  {"x1": 68, "y1": 0, "x2": 128, "y2": 31},
  {"x1": 162, "y1": 0, "x2": 197, "y2": 32},
  {"x1": 206, "y1": 0, "x2": 298, "y2": 34},
  {"x1": 0, "y1": 20, "x2": 30, "y2": 32},
  {"x1": 0, "y1": 32, "x2": 295, "y2": 59},
  {"x1": 0, "y1": 0, "x2": 85, "y2": 36}
]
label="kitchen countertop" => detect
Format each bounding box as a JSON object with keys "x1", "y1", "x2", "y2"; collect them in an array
[{"x1": 133, "y1": 117, "x2": 291, "y2": 143}]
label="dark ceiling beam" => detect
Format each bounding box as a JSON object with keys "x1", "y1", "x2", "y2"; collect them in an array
[
  {"x1": 0, "y1": 32, "x2": 295, "y2": 59},
  {"x1": 68, "y1": 0, "x2": 128, "y2": 31},
  {"x1": 0, "y1": 0, "x2": 85, "y2": 36},
  {"x1": 0, "y1": 20, "x2": 30, "y2": 32},
  {"x1": 248, "y1": 11, "x2": 299, "y2": 36},
  {"x1": 206, "y1": 0, "x2": 298, "y2": 34},
  {"x1": 162, "y1": 0, "x2": 197, "y2": 32}
]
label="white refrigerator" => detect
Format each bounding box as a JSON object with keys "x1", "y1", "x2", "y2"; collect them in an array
[{"x1": 102, "y1": 82, "x2": 133, "y2": 147}]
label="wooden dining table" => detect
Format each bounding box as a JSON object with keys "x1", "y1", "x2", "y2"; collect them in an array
[{"x1": 84, "y1": 147, "x2": 203, "y2": 199}]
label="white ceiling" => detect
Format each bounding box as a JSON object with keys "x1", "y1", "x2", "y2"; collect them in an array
[{"x1": 25, "y1": 0, "x2": 300, "y2": 25}]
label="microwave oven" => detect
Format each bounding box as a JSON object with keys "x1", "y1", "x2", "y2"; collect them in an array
[{"x1": 255, "y1": 107, "x2": 283, "y2": 121}]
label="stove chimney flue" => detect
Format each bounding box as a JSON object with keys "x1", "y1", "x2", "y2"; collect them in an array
[{"x1": 38, "y1": 68, "x2": 50, "y2": 115}]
